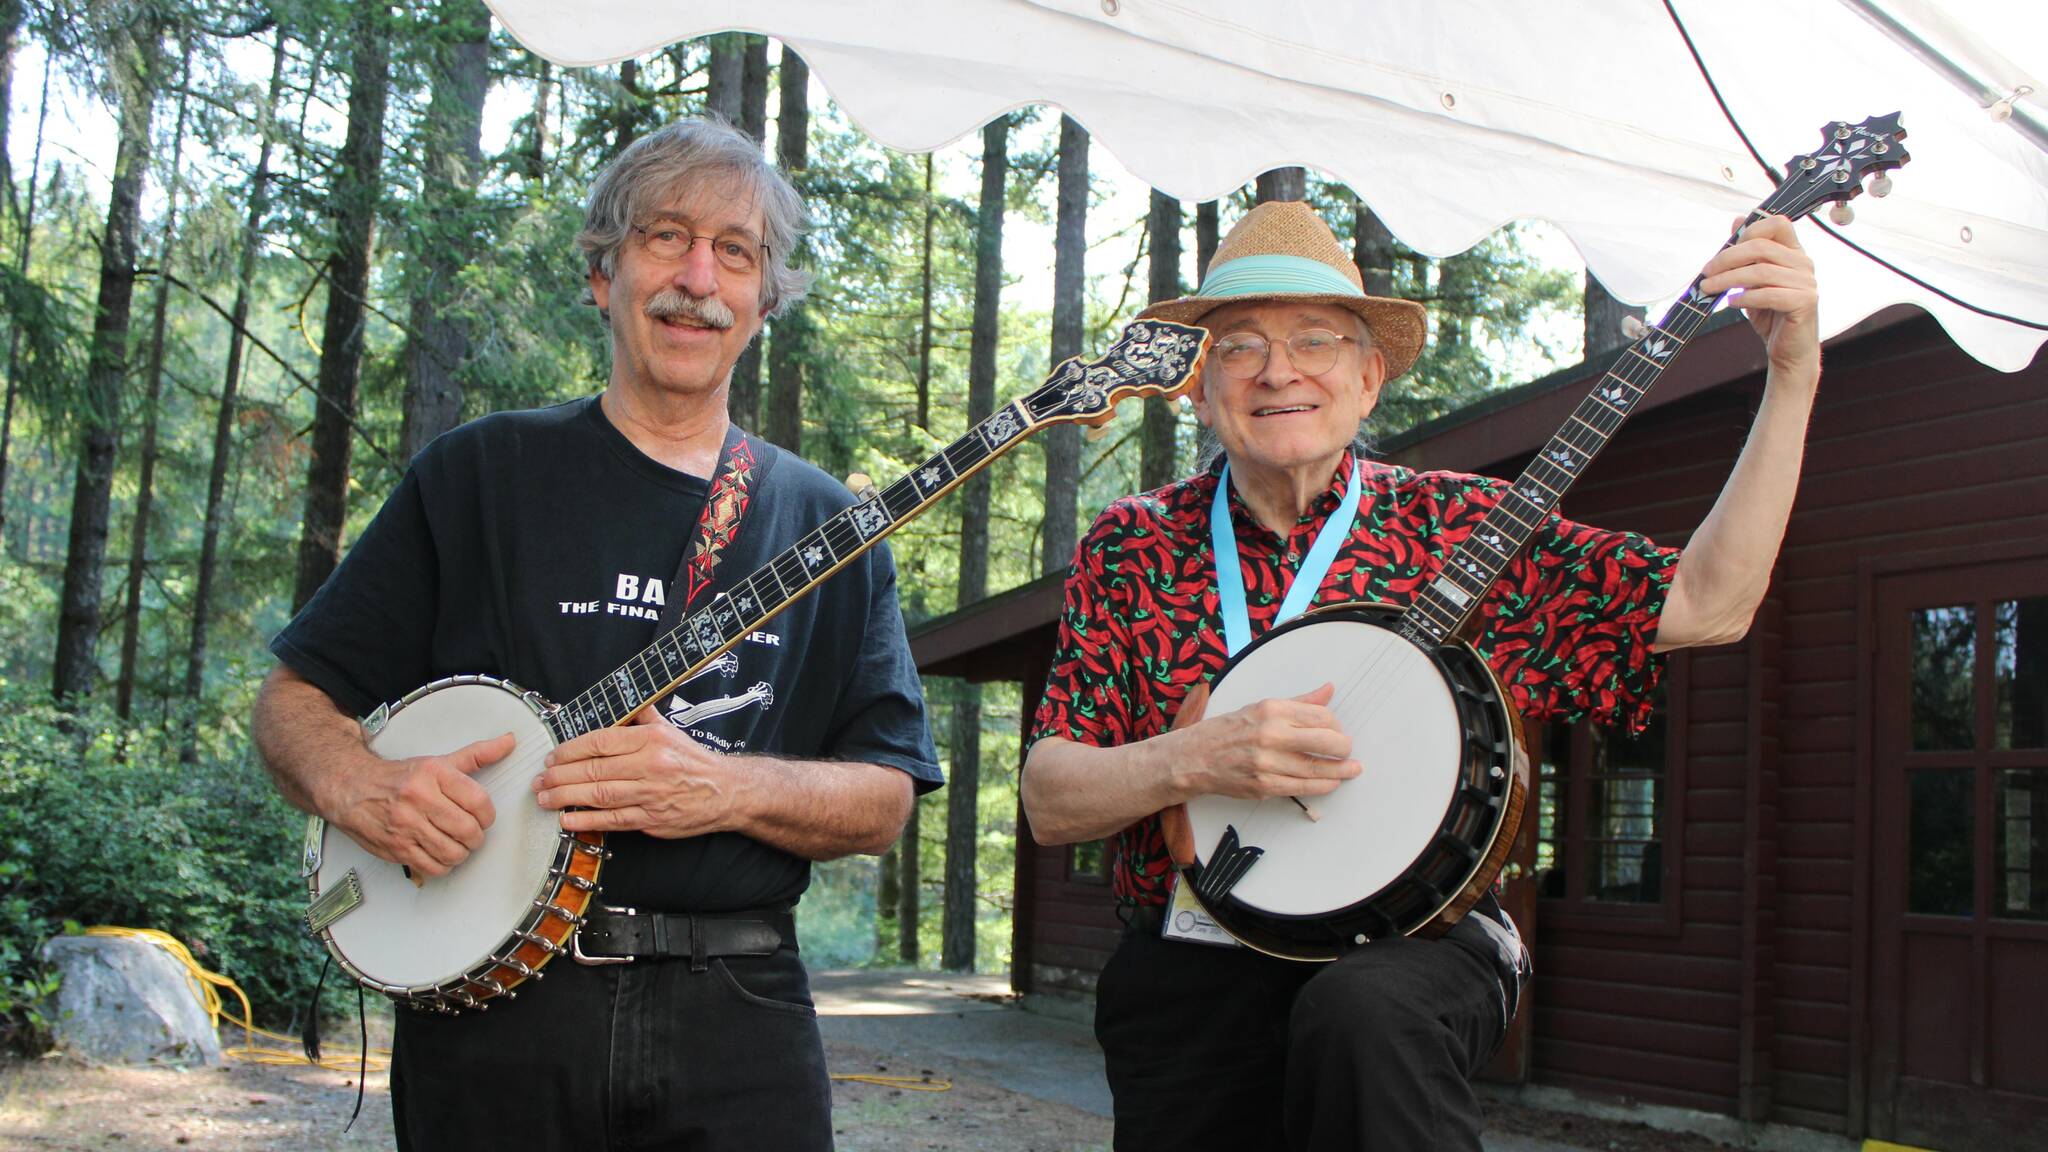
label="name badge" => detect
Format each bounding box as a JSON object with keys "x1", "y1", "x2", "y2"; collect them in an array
[{"x1": 1161, "y1": 872, "x2": 1244, "y2": 949}]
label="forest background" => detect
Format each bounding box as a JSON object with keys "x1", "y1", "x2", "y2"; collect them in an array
[{"x1": 0, "y1": 0, "x2": 1648, "y2": 1044}]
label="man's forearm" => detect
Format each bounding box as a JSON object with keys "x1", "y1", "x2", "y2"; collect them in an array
[
  {"x1": 730, "y1": 757, "x2": 916, "y2": 860},
  {"x1": 1656, "y1": 364, "x2": 1819, "y2": 650},
  {"x1": 252, "y1": 664, "x2": 382, "y2": 818},
  {"x1": 1021, "y1": 735, "x2": 1182, "y2": 847}
]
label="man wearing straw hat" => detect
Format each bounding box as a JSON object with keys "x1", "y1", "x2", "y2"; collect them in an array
[{"x1": 1022, "y1": 200, "x2": 1819, "y2": 1149}]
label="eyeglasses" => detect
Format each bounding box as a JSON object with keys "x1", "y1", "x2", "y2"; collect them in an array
[
  {"x1": 631, "y1": 223, "x2": 767, "y2": 274},
  {"x1": 1212, "y1": 329, "x2": 1354, "y2": 379}
]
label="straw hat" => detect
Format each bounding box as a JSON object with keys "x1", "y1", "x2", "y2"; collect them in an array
[{"x1": 1140, "y1": 201, "x2": 1427, "y2": 380}]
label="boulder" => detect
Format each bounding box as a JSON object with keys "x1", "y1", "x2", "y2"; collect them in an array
[{"x1": 38, "y1": 935, "x2": 222, "y2": 1066}]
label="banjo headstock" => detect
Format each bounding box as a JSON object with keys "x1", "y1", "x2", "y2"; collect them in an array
[
  {"x1": 1021, "y1": 319, "x2": 1208, "y2": 429},
  {"x1": 1764, "y1": 112, "x2": 1909, "y2": 226}
]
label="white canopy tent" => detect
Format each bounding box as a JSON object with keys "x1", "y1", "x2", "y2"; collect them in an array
[{"x1": 484, "y1": 0, "x2": 2048, "y2": 372}]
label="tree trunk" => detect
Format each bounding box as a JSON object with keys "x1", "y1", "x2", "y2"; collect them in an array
[
  {"x1": 739, "y1": 36, "x2": 769, "y2": 140},
  {"x1": 1039, "y1": 114, "x2": 1087, "y2": 577},
  {"x1": 399, "y1": 0, "x2": 492, "y2": 462},
  {"x1": 897, "y1": 798, "x2": 920, "y2": 964},
  {"x1": 186, "y1": 32, "x2": 288, "y2": 711},
  {"x1": 1583, "y1": 271, "x2": 1646, "y2": 358},
  {"x1": 1141, "y1": 190, "x2": 1182, "y2": 491},
  {"x1": 0, "y1": 45, "x2": 49, "y2": 541},
  {"x1": 115, "y1": 40, "x2": 194, "y2": 719},
  {"x1": 875, "y1": 843, "x2": 899, "y2": 956},
  {"x1": 762, "y1": 46, "x2": 808, "y2": 451},
  {"x1": 292, "y1": 9, "x2": 389, "y2": 613},
  {"x1": 609, "y1": 58, "x2": 640, "y2": 159},
  {"x1": 705, "y1": 33, "x2": 741, "y2": 123},
  {"x1": 52, "y1": 19, "x2": 163, "y2": 701},
  {"x1": 0, "y1": 0, "x2": 17, "y2": 220},
  {"x1": 939, "y1": 118, "x2": 1013, "y2": 973},
  {"x1": 1353, "y1": 199, "x2": 1397, "y2": 298},
  {"x1": 1435, "y1": 248, "x2": 1486, "y2": 355},
  {"x1": 1256, "y1": 168, "x2": 1306, "y2": 203},
  {"x1": 915, "y1": 154, "x2": 934, "y2": 433},
  {"x1": 1196, "y1": 200, "x2": 1219, "y2": 282},
  {"x1": 726, "y1": 35, "x2": 770, "y2": 429},
  {"x1": 522, "y1": 57, "x2": 551, "y2": 182}
]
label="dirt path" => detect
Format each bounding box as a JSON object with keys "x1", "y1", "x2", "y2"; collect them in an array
[{"x1": 0, "y1": 1039, "x2": 1112, "y2": 1152}]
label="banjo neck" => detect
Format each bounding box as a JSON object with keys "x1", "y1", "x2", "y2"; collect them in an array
[
  {"x1": 548, "y1": 320, "x2": 1206, "y2": 740},
  {"x1": 1399, "y1": 111, "x2": 1910, "y2": 649},
  {"x1": 1396, "y1": 262, "x2": 1727, "y2": 648}
]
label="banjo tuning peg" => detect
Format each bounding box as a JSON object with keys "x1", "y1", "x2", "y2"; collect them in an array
[{"x1": 1829, "y1": 201, "x2": 1855, "y2": 226}]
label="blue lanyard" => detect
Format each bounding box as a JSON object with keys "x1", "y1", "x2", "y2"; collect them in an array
[{"x1": 1211, "y1": 458, "x2": 1363, "y2": 657}]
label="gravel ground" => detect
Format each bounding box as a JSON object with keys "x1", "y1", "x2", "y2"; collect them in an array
[{"x1": 0, "y1": 967, "x2": 1753, "y2": 1152}]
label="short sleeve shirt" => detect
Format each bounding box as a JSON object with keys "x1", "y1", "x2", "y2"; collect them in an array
[
  {"x1": 1026, "y1": 453, "x2": 1679, "y2": 906},
  {"x1": 272, "y1": 397, "x2": 941, "y2": 912}
]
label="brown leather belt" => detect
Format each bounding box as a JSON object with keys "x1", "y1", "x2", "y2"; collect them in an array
[{"x1": 573, "y1": 906, "x2": 794, "y2": 971}]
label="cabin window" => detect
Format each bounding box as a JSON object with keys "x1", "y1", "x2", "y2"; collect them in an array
[
  {"x1": 1537, "y1": 679, "x2": 1677, "y2": 914},
  {"x1": 1067, "y1": 838, "x2": 1110, "y2": 884},
  {"x1": 1906, "y1": 597, "x2": 2048, "y2": 920}
]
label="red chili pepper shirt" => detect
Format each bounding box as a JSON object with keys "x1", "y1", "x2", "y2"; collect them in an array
[{"x1": 1026, "y1": 453, "x2": 1681, "y2": 907}]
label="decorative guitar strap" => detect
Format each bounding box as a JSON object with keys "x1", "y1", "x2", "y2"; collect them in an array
[{"x1": 656, "y1": 422, "x2": 779, "y2": 635}]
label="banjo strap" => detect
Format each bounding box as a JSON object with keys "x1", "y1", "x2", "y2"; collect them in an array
[{"x1": 655, "y1": 422, "x2": 779, "y2": 635}]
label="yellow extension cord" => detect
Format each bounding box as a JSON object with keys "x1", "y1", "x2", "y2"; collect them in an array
[{"x1": 84, "y1": 926, "x2": 947, "y2": 1092}]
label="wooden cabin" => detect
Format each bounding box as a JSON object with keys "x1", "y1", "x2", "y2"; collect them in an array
[{"x1": 908, "y1": 307, "x2": 2048, "y2": 1150}]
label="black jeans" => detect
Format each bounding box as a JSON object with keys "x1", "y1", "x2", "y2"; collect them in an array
[
  {"x1": 1094, "y1": 911, "x2": 1513, "y2": 1152},
  {"x1": 390, "y1": 944, "x2": 830, "y2": 1151}
]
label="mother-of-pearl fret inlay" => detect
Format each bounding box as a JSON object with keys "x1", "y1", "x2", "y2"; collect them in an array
[
  {"x1": 981, "y1": 406, "x2": 1024, "y2": 447},
  {"x1": 803, "y1": 543, "x2": 826, "y2": 569},
  {"x1": 919, "y1": 465, "x2": 944, "y2": 490},
  {"x1": 851, "y1": 500, "x2": 889, "y2": 538}
]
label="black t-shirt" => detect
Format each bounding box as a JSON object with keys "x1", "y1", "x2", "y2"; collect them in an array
[{"x1": 272, "y1": 396, "x2": 941, "y2": 911}]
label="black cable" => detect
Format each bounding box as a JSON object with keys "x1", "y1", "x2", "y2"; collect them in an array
[{"x1": 1662, "y1": 0, "x2": 2048, "y2": 332}]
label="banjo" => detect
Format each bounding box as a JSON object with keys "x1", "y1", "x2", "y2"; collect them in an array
[
  {"x1": 1168, "y1": 115, "x2": 1909, "y2": 961},
  {"x1": 300, "y1": 319, "x2": 1207, "y2": 1012}
]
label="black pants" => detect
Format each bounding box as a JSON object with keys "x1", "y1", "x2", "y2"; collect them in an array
[
  {"x1": 390, "y1": 945, "x2": 830, "y2": 1151},
  {"x1": 1094, "y1": 911, "x2": 1513, "y2": 1152}
]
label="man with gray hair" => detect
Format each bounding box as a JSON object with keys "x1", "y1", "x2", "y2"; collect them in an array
[{"x1": 254, "y1": 118, "x2": 941, "y2": 1148}]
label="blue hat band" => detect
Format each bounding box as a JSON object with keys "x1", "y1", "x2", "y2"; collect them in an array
[{"x1": 1197, "y1": 253, "x2": 1363, "y2": 301}]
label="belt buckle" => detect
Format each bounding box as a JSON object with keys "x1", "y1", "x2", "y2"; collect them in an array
[{"x1": 572, "y1": 904, "x2": 637, "y2": 966}]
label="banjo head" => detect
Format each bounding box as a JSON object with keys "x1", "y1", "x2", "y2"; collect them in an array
[
  {"x1": 1183, "y1": 603, "x2": 1520, "y2": 957},
  {"x1": 306, "y1": 678, "x2": 569, "y2": 996}
]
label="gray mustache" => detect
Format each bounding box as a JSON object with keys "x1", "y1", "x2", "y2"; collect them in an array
[{"x1": 644, "y1": 290, "x2": 735, "y2": 330}]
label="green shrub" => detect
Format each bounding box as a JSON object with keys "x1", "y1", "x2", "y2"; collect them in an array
[{"x1": 0, "y1": 683, "x2": 329, "y2": 1049}]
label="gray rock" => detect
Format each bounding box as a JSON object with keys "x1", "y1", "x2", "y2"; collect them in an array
[{"x1": 38, "y1": 935, "x2": 222, "y2": 1066}]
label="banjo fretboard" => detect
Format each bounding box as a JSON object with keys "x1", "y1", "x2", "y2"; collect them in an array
[
  {"x1": 548, "y1": 320, "x2": 1206, "y2": 740},
  {"x1": 1396, "y1": 112, "x2": 1907, "y2": 648},
  {"x1": 549, "y1": 402, "x2": 1031, "y2": 739},
  {"x1": 1396, "y1": 266, "x2": 1724, "y2": 648}
]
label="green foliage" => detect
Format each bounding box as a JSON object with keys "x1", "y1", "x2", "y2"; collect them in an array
[
  {"x1": 0, "y1": 16, "x2": 1592, "y2": 1003},
  {"x1": 0, "y1": 683, "x2": 330, "y2": 1049}
]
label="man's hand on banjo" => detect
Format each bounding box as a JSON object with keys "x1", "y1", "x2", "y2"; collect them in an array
[
  {"x1": 534, "y1": 707, "x2": 744, "y2": 838},
  {"x1": 331, "y1": 732, "x2": 510, "y2": 879},
  {"x1": 1165, "y1": 681, "x2": 1362, "y2": 802}
]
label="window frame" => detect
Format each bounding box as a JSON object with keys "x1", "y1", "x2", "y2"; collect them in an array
[{"x1": 1535, "y1": 651, "x2": 1689, "y2": 937}]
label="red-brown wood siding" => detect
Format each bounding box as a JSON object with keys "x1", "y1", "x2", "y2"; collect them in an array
[{"x1": 1504, "y1": 317, "x2": 2048, "y2": 1130}]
